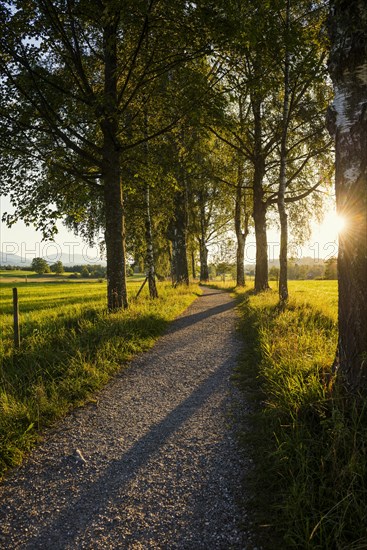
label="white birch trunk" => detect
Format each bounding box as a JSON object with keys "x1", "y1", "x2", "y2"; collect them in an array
[
  {"x1": 328, "y1": 0, "x2": 367, "y2": 391},
  {"x1": 278, "y1": 0, "x2": 291, "y2": 303}
]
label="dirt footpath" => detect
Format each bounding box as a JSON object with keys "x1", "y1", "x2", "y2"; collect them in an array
[{"x1": 0, "y1": 287, "x2": 253, "y2": 549}]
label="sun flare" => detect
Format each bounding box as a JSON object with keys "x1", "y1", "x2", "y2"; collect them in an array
[
  {"x1": 318, "y1": 211, "x2": 347, "y2": 241},
  {"x1": 333, "y1": 213, "x2": 347, "y2": 234}
]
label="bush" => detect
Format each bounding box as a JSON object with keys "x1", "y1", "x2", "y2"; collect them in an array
[{"x1": 31, "y1": 257, "x2": 50, "y2": 274}]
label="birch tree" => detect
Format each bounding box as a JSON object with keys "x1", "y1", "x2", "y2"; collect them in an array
[
  {"x1": 328, "y1": 0, "x2": 367, "y2": 392},
  {"x1": 0, "y1": 0, "x2": 211, "y2": 309},
  {"x1": 275, "y1": 0, "x2": 331, "y2": 302},
  {"x1": 277, "y1": 0, "x2": 292, "y2": 303},
  {"x1": 213, "y1": 0, "x2": 331, "y2": 294}
]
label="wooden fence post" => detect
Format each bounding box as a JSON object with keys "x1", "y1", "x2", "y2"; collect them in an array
[
  {"x1": 13, "y1": 287, "x2": 20, "y2": 349},
  {"x1": 136, "y1": 277, "x2": 148, "y2": 299}
]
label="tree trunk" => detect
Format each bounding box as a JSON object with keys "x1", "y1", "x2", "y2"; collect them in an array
[
  {"x1": 278, "y1": 0, "x2": 291, "y2": 303},
  {"x1": 236, "y1": 236, "x2": 245, "y2": 287},
  {"x1": 328, "y1": 0, "x2": 367, "y2": 392},
  {"x1": 235, "y1": 155, "x2": 249, "y2": 288},
  {"x1": 142, "y1": 7, "x2": 158, "y2": 299},
  {"x1": 191, "y1": 250, "x2": 196, "y2": 280},
  {"x1": 170, "y1": 190, "x2": 189, "y2": 285},
  {"x1": 199, "y1": 238, "x2": 209, "y2": 282},
  {"x1": 278, "y1": 193, "x2": 288, "y2": 302},
  {"x1": 143, "y1": 103, "x2": 158, "y2": 298},
  {"x1": 253, "y1": 195, "x2": 269, "y2": 292},
  {"x1": 102, "y1": 15, "x2": 127, "y2": 310},
  {"x1": 103, "y1": 159, "x2": 127, "y2": 310},
  {"x1": 199, "y1": 202, "x2": 209, "y2": 282},
  {"x1": 252, "y1": 159, "x2": 269, "y2": 292},
  {"x1": 145, "y1": 182, "x2": 158, "y2": 298},
  {"x1": 252, "y1": 98, "x2": 270, "y2": 292}
]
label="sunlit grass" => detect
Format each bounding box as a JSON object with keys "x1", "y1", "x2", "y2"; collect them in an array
[
  {"x1": 0, "y1": 279, "x2": 200, "y2": 477},
  {"x1": 212, "y1": 279, "x2": 366, "y2": 549},
  {"x1": 287, "y1": 280, "x2": 338, "y2": 322},
  {"x1": 0, "y1": 270, "x2": 36, "y2": 277}
]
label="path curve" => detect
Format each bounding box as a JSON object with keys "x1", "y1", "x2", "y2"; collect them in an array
[{"x1": 0, "y1": 287, "x2": 251, "y2": 549}]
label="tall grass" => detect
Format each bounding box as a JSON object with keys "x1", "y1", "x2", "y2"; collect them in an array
[
  {"x1": 0, "y1": 280, "x2": 200, "y2": 477},
  {"x1": 212, "y1": 280, "x2": 367, "y2": 549}
]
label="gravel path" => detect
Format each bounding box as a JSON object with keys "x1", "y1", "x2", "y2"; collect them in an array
[{"x1": 0, "y1": 287, "x2": 252, "y2": 549}]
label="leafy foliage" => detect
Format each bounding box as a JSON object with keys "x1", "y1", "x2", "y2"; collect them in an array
[{"x1": 31, "y1": 257, "x2": 50, "y2": 274}]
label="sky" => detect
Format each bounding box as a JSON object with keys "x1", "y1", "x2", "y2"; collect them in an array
[
  {"x1": 0, "y1": 193, "x2": 341, "y2": 266},
  {"x1": 0, "y1": 195, "x2": 102, "y2": 265}
]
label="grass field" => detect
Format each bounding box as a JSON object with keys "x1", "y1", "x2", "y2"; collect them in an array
[
  {"x1": 2, "y1": 276, "x2": 365, "y2": 548},
  {"x1": 0, "y1": 270, "x2": 90, "y2": 282},
  {"x1": 0, "y1": 276, "x2": 200, "y2": 478},
  {"x1": 216, "y1": 279, "x2": 367, "y2": 549},
  {"x1": 0, "y1": 270, "x2": 146, "y2": 282},
  {"x1": 0, "y1": 270, "x2": 40, "y2": 278}
]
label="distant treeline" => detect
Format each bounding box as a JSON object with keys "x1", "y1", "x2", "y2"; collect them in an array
[
  {"x1": 1, "y1": 257, "x2": 337, "y2": 280},
  {"x1": 210, "y1": 257, "x2": 338, "y2": 281},
  {"x1": 268, "y1": 257, "x2": 337, "y2": 280},
  {"x1": 0, "y1": 264, "x2": 107, "y2": 277}
]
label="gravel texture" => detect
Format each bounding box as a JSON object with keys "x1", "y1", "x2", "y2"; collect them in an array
[{"x1": 0, "y1": 287, "x2": 253, "y2": 549}]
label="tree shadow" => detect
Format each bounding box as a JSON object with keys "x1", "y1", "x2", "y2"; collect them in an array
[
  {"x1": 0, "y1": 287, "x2": 237, "y2": 475},
  {"x1": 6, "y1": 358, "x2": 233, "y2": 548},
  {"x1": 233, "y1": 288, "x2": 337, "y2": 549},
  {"x1": 166, "y1": 299, "x2": 236, "y2": 334}
]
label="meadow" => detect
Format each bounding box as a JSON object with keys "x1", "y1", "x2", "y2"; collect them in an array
[
  {"x1": 0, "y1": 274, "x2": 200, "y2": 477},
  {"x1": 224, "y1": 279, "x2": 367, "y2": 549},
  {"x1": 2, "y1": 275, "x2": 366, "y2": 548}
]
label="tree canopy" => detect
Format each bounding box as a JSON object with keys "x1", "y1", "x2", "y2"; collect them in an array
[{"x1": 0, "y1": 0, "x2": 347, "y2": 317}]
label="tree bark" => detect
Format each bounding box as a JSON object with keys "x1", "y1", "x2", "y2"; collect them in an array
[
  {"x1": 253, "y1": 192, "x2": 269, "y2": 292},
  {"x1": 235, "y1": 155, "x2": 249, "y2": 287},
  {"x1": 143, "y1": 104, "x2": 158, "y2": 297},
  {"x1": 102, "y1": 14, "x2": 128, "y2": 310},
  {"x1": 278, "y1": 0, "x2": 291, "y2": 303},
  {"x1": 328, "y1": 0, "x2": 367, "y2": 391},
  {"x1": 170, "y1": 190, "x2": 189, "y2": 286},
  {"x1": 103, "y1": 157, "x2": 127, "y2": 310},
  {"x1": 236, "y1": 235, "x2": 246, "y2": 287},
  {"x1": 191, "y1": 250, "x2": 196, "y2": 280},
  {"x1": 252, "y1": 98, "x2": 270, "y2": 292},
  {"x1": 145, "y1": 182, "x2": 159, "y2": 298},
  {"x1": 235, "y1": 201, "x2": 247, "y2": 288},
  {"x1": 199, "y1": 238, "x2": 209, "y2": 282},
  {"x1": 142, "y1": 4, "x2": 158, "y2": 299},
  {"x1": 199, "y1": 200, "x2": 209, "y2": 282}
]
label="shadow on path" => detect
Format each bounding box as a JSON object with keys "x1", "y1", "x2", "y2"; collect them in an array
[
  {"x1": 24, "y1": 358, "x2": 231, "y2": 548},
  {"x1": 167, "y1": 299, "x2": 235, "y2": 334}
]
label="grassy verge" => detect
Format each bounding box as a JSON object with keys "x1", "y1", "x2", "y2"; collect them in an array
[
  {"x1": 211, "y1": 281, "x2": 367, "y2": 548},
  {"x1": 0, "y1": 280, "x2": 200, "y2": 478}
]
